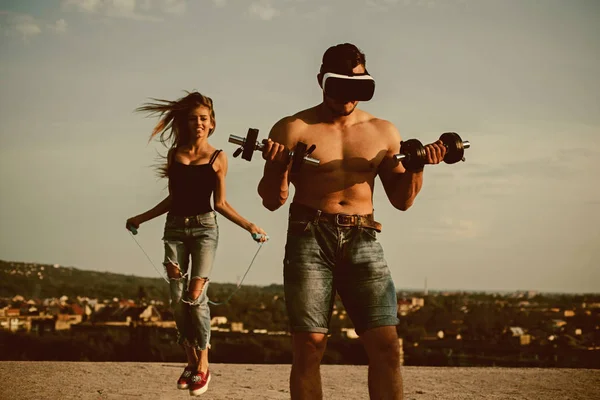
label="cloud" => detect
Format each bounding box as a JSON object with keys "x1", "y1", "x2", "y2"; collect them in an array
[
  {"x1": 440, "y1": 217, "x2": 479, "y2": 239},
  {"x1": 1, "y1": 11, "x2": 44, "y2": 42},
  {"x1": 47, "y1": 19, "x2": 68, "y2": 34},
  {"x1": 429, "y1": 145, "x2": 598, "y2": 202},
  {"x1": 212, "y1": 0, "x2": 227, "y2": 8},
  {"x1": 248, "y1": 0, "x2": 281, "y2": 21},
  {"x1": 61, "y1": 0, "x2": 186, "y2": 21},
  {"x1": 415, "y1": 217, "x2": 481, "y2": 240},
  {"x1": 365, "y1": 0, "x2": 464, "y2": 11},
  {"x1": 160, "y1": 0, "x2": 186, "y2": 15},
  {"x1": 245, "y1": 0, "x2": 332, "y2": 21},
  {"x1": 11, "y1": 14, "x2": 41, "y2": 39},
  {"x1": 364, "y1": 0, "x2": 404, "y2": 11},
  {"x1": 288, "y1": 3, "x2": 333, "y2": 20}
]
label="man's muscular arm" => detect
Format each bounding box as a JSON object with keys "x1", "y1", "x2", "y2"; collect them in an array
[
  {"x1": 378, "y1": 122, "x2": 446, "y2": 211},
  {"x1": 257, "y1": 117, "x2": 294, "y2": 211},
  {"x1": 378, "y1": 129, "x2": 424, "y2": 211}
]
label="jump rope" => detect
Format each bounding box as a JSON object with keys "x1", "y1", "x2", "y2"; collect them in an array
[{"x1": 126, "y1": 224, "x2": 268, "y2": 306}]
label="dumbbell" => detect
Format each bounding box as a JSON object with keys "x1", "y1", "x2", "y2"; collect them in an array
[
  {"x1": 394, "y1": 132, "x2": 471, "y2": 171},
  {"x1": 229, "y1": 128, "x2": 320, "y2": 173}
]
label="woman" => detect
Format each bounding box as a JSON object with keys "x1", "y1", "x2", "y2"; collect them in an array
[{"x1": 125, "y1": 91, "x2": 268, "y2": 396}]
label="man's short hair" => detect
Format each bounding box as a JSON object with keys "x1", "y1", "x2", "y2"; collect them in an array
[{"x1": 319, "y1": 43, "x2": 367, "y2": 76}]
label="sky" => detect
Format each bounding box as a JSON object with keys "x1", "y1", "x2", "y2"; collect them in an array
[{"x1": 1, "y1": 0, "x2": 599, "y2": 294}]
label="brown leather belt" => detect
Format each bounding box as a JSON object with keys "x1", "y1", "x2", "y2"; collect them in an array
[{"x1": 289, "y1": 203, "x2": 382, "y2": 232}]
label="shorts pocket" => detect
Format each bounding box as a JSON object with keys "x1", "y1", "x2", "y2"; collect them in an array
[
  {"x1": 199, "y1": 219, "x2": 217, "y2": 228},
  {"x1": 165, "y1": 219, "x2": 178, "y2": 229},
  {"x1": 287, "y1": 220, "x2": 312, "y2": 237},
  {"x1": 361, "y1": 227, "x2": 378, "y2": 240}
]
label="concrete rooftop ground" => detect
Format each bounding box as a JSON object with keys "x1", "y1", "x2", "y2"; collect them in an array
[{"x1": 1, "y1": 362, "x2": 598, "y2": 400}]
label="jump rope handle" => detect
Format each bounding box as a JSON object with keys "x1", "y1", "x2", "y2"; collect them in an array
[
  {"x1": 127, "y1": 224, "x2": 138, "y2": 235},
  {"x1": 252, "y1": 233, "x2": 269, "y2": 242}
]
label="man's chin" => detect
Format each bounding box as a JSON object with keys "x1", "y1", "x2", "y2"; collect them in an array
[
  {"x1": 324, "y1": 102, "x2": 356, "y2": 116},
  {"x1": 335, "y1": 106, "x2": 356, "y2": 116}
]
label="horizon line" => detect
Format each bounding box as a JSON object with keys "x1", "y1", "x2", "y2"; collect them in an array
[{"x1": 2, "y1": 258, "x2": 599, "y2": 296}]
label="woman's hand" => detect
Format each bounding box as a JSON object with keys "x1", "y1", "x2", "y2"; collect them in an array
[
  {"x1": 249, "y1": 224, "x2": 269, "y2": 243},
  {"x1": 125, "y1": 216, "x2": 143, "y2": 232}
]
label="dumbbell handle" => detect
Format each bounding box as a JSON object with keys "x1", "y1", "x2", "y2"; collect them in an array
[
  {"x1": 229, "y1": 134, "x2": 259, "y2": 150},
  {"x1": 229, "y1": 135, "x2": 320, "y2": 166},
  {"x1": 393, "y1": 140, "x2": 471, "y2": 161}
]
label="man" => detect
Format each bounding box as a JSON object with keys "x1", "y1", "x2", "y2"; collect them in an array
[{"x1": 257, "y1": 43, "x2": 446, "y2": 400}]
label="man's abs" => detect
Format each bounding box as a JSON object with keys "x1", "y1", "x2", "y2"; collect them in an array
[{"x1": 291, "y1": 171, "x2": 376, "y2": 215}]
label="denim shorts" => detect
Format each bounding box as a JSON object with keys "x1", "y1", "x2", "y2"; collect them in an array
[
  {"x1": 283, "y1": 204, "x2": 399, "y2": 336},
  {"x1": 162, "y1": 211, "x2": 219, "y2": 279},
  {"x1": 162, "y1": 212, "x2": 219, "y2": 350}
]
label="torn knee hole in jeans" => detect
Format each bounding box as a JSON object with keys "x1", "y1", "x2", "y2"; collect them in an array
[
  {"x1": 186, "y1": 277, "x2": 209, "y2": 303},
  {"x1": 163, "y1": 261, "x2": 183, "y2": 280}
]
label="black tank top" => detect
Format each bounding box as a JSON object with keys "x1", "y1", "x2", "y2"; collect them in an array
[{"x1": 168, "y1": 149, "x2": 222, "y2": 216}]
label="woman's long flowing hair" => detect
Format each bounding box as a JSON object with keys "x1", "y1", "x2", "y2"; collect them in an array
[{"x1": 135, "y1": 91, "x2": 216, "y2": 178}]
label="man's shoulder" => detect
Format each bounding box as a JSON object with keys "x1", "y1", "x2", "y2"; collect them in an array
[
  {"x1": 357, "y1": 110, "x2": 392, "y2": 127},
  {"x1": 280, "y1": 106, "x2": 318, "y2": 126},
  {"x1": 357, "y1": 111, "x2": 399, "y2": 136},
  {"x1": 270, "y1": 107, "x2": 316, "y2": 134}
]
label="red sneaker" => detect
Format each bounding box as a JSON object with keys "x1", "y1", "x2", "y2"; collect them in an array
[
  {"x1": 177, "y1": 366, "x2": 196, "y2": 390},
  {"x1": 189, "y1": 370, "x2": 211, "y2": 396}
]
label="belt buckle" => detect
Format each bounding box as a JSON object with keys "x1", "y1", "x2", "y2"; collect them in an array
[{"x1": 335, "y1": 214, "x2": 356, "y2": 227}]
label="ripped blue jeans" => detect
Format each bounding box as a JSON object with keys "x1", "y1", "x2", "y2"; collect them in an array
[{"x1": 162, "y1": 212, "x2": 218, "y2": 351}]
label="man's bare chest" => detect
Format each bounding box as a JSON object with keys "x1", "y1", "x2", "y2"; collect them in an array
[{"x1": 299, "y1": 130, "x2": 386, "y2": 174}]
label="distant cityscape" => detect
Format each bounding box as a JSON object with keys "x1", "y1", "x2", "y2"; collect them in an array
[{"x1": 1, "y1": 260, "x2": 599, "y2": 368}]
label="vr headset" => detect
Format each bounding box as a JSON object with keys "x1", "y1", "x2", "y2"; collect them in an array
[{"x1": 322, "y1": 72, "x2": 376, "y2": 102}]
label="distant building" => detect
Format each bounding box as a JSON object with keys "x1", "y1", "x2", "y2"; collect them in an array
[
  {"x1": 56, "y1": 314, "x2": 82, "y2": 330},
  {"x1": 211, "y1": 316, "x2": 228, "y2": 326},
  {"x1": 506, "y1": 326, "x2": 531, "y2": 346},
  {"x1": 230, "y1": 322, "x2": 244, "y2": 332},
  {"x1": 412, "y1": 297, "x2": 425, "y2": 308},
  {"x1": 552, "y1": 319, "x2": 567, "y2": 329},
  {"x1": 92, "y1": 304, "x2": 162, "y2": 326}
]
